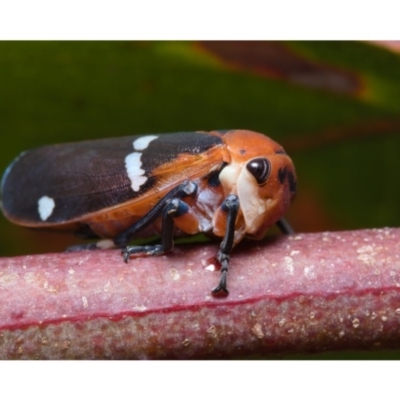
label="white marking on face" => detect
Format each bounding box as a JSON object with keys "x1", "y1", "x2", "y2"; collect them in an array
[
  {"x1": 125, "y1": 152, "x2": 148, "y2": 192},
  {"x1": 237, "y1": 168, "x2": 264, "y2": 227},
  {"x1": 218, "y1": 161, "x2": 242, "y2": 194},
  {"x1": 237, "y1": 166, "x2": 274, "y2": 236},
  {"x1": 133, "y1": 135, "x2": 158, "y2": 151},
  {"x1": 38, "y1": 195, "x2": 55, "y2": 221}
]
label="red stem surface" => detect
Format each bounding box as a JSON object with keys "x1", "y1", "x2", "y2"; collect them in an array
[{"x1": 1, "y1": 228, "x2": 400, "y2": 359}]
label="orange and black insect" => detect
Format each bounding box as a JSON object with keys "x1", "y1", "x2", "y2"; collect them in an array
[{"x1": 0, "y1": 130, "x2": 296, "y2": 294}]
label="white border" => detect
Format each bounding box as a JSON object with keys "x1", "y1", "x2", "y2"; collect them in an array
[
  {"x1": 0, "y1": 361, "x2": 398, "y2": 398},
  {"x1": 1, "y1": 1, "x2": 400, "y2": 40}
]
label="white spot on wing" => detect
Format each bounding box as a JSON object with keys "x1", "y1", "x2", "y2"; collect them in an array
[
  {"x1": 133, "y1": 135, "x2": 158, "y2": 151},
  {"x1": 38, "y1": 195, "x2": 55, "y2": 221},
  {"x1": 125, "y1": 152, "x2": 147, "y2": 192}
]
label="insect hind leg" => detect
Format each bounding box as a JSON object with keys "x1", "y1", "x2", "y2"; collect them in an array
[{"x1": 66, "y1": 239, "x2": 116, "y2": 252}]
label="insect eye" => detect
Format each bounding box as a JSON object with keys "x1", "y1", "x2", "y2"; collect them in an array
[{"x1": 246, "y1": 158, "x2": 271, "y2": 185}]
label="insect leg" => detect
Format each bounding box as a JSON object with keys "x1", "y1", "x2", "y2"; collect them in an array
[
  {"x1": 66, "y1": 239, "x2": 117, "y2": 252},
  {"x1": 66, "y1": 226, "x2": 113, "y2": 252},
  {"x1": 114, "y1": 180, "x2": 197, "y2": 247},
  {"x1": 212, "y1": 194, "x2": 240, "y2": 295},
  {"x1": 121, "y1": 198, "x2": 187, "y2": 260},
  {"x1": 275, "y1": 217, "x2": 294, "y2": 234}
]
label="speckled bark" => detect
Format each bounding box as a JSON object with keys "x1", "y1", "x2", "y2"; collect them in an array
[{"x1": 1, "y1": 228, "x2": 400, "y2": 359}]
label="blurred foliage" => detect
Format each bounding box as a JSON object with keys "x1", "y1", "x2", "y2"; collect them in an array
[
  {"x1": 1, "y1": 41, "x2": 400, "y2": 360},
  {"x1": 1, "y1": 41, "x2": 400, "y2": 256}
]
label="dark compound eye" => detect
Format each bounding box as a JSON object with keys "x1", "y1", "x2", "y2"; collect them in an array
[{"x1": 246, "y1": 158, "x2": 271, "y2": 185}]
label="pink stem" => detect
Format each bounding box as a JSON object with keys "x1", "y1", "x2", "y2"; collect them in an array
[{"x1": 1, "y1": 228, "x2": 400, "y2": 359}]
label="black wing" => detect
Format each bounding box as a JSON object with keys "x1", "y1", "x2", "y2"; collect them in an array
[{"x1": 1, "y1": 132, "x2": 224, "y2": 226}]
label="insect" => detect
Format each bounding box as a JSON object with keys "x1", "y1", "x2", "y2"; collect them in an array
[{"x1": 1, "y1": 129, "x2": 296, "y2": 295}]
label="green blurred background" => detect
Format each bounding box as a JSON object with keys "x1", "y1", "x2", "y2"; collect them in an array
[{"x1": 1, "y1": 41, "x2": 400, "y2": 256}]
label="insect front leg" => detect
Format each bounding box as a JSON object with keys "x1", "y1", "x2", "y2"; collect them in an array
[{"x1": 212, "y1": 194, "x2": 240, "y2": 296}]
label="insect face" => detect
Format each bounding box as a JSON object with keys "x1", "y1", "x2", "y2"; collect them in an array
[{"x1": 217, "y1": 130, "x2": 296, "y2": 241}]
